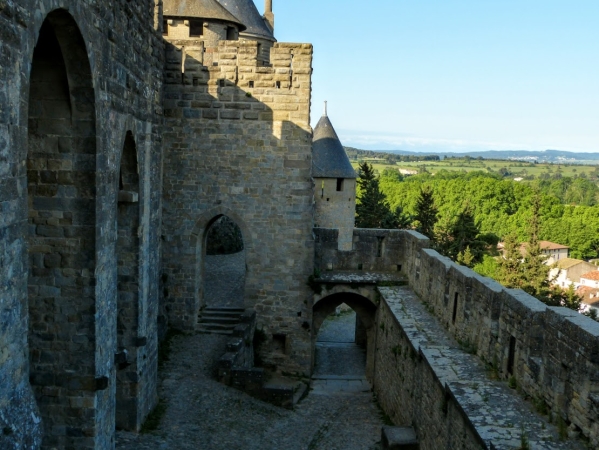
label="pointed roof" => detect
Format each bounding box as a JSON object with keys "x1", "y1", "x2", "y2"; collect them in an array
[
  {"x1": 312, "y1": 104, "x2": 356, "y2": 179},
  {"x1": 163, "y1": 0, "x2": 246, "y2": 30},
  {"x1": 216, "y1": 0, "x2": 275, "y2": 41}
]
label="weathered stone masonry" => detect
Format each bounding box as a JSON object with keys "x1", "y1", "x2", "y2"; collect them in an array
[
  {"x1": 161, "y1": 38, "x2": 315, "y2": 373},
  {"x1": 314, "y1": 228, "x2": 599, "y2": 447},
  {"x1": 0, "y1": 1, "x2": 163, "y2": 448}
]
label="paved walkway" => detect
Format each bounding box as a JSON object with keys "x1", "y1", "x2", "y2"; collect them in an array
[
  {"x1": 116, "y1": 330, "x2": 384, "y2": 450},
  {"x1": 204, "y1": 252, "x2": 245, "y2": 308}
]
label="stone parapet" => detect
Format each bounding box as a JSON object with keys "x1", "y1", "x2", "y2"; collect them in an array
[
  {"x1": 375, "y1": 286, "x2": 585, "y2": 450},
  {"x1": 398, "y1": 231, "x2": 599, "y2": 447}
]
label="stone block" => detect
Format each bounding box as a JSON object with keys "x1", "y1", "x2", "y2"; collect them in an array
[{"x1": 381, "y1": 425, "x2": 419, "y2": 449}]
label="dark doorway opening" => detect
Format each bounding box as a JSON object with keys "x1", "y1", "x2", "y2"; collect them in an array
[{"x1": 203, "y1": 215, "x2": 245, "y2": 308}]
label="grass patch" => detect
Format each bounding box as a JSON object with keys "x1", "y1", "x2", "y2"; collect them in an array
[{"x1": 141, "y1": 399, "x2": 167, "y2": 434}]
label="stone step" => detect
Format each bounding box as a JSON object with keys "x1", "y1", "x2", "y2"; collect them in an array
[
  {"x1": 198, "y1": 322, "x2": 238, "y2": 331},
  {"x1": 197, "y1": 327, "x2": 233, "y2": 335},
  {"x1": 197, "y1": 307, "x2": 245, "y2": 335},
  {"x1": 201, "y1": 306, "x2": 245, "y2": 314},
  {"x1": 199, "y1": 316, "x2": 240, "y2": 324}
]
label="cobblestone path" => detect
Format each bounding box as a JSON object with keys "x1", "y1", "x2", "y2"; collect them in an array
[
  {"x1": 116, "y1": 330, "x2": 384, "y2": 450},
  {"x1": 204, "y1": 252, "x2": 245, "y2": 308}
]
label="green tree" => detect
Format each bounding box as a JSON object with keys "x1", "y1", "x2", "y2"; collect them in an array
[
  {"x1": 443, "y1": 207, "x2": 487, "y2": 266},
  {"x1": 496, "y1": 233, "x2": 525, "y2": 289},
  {"x1": 355, "y1": 162, "x2": 395, "y2": 229},
  {"x1": 548, "y1": 284, "x2": 582, "y2": 311},
  {"x1": 414, "y1": 188, "x2": 438, "y2": 240}
]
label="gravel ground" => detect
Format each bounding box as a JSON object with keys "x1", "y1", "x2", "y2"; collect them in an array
[
  {"x1": 116, "y1": 332, "x2": 384, "y2": 450},
  {"x1": 204, "y1": 252, "x2": 245, "y2": 308}
]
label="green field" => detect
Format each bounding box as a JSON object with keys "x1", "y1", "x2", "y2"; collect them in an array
[{"x1": 351, "y1": 157, "x2": 598, "y2": 179}]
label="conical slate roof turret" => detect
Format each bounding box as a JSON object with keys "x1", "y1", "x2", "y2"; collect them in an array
[
  {"x1": 164, "y1": 0, "x2": 246, "y2": 30},
  {"x1": 216, "y1": 0, "x2": 275, "y2": 41},
  {"x1": 312, "y1": 103, "x2": 357, "y2": 179}
]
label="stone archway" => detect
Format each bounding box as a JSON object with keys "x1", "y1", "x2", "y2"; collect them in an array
[
  {"x1": 26, "y1": 9, "x2": 97, "y2": 448},
  {"x1": 312, "y1": 290, "x2": 378, "y2": 381},
  {"x1": 202, "y1": 214, "x2": 246, "y2": 308}
]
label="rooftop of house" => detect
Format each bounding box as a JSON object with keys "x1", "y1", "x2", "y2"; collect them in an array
[
  {"x1": 577, "y1": 286, "x2": 599, "y2": 305},
  {"x1": 555, "y1": 258, "x2": 588, "y2": 270},
  {"x1": 539, "y1": 241, "x2": 570, "y2": 251},
  {"x1": 581, "y1": 271, "x2": 599, "y2": 281}
]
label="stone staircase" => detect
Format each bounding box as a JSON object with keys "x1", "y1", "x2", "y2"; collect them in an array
[{"x1": 197, "y1": 307, "x2": 245, "y2": 335}]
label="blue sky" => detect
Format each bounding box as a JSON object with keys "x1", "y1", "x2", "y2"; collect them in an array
[{"x1": 253, "y1": 0, "x2": 599, "y2": 153}]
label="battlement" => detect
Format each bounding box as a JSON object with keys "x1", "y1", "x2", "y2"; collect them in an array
[{"x1": 164, "y1": 40, "x2": 312, "y2": 127}]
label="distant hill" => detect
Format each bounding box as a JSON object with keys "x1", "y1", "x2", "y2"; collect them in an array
[{"x1": 346, "y1": 148, "x2": 599, "y2": 164}]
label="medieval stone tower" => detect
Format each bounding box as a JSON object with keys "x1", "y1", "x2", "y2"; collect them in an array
[
  {"x1": 160, "y1": 0, "x2": 315, "y2": 374},
  {"x1": 312, "y1": 103, "x2": 357, "y2": 251}
]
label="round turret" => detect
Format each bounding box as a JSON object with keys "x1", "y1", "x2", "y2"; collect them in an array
[
  {"x1": 313, "y1": 103, "x2": 357, "y2": 251},
  {"x1": 163, "y1": 0, "x2": 246, "y2": 46},
  {"x1": 216, "y1": 0, "x2": 276, "y2": 63}
]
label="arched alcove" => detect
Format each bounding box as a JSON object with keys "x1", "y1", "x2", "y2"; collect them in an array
[
  {"x1": 26, "y1": 9, "x2": 97, "y2": 447},
  {"x1": 115, "y1": 130, "x2": 141, "y2": 430},
  {"x1": 312, "y1": 293, "x2": 377, "y2": 380},
  {"x1": 202, "y1": 214, "x2": 246, "y2": 309}
]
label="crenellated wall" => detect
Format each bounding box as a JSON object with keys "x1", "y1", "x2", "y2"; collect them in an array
[{"x1": 314, "y1": 228, "x2": 405, "y2": 273}]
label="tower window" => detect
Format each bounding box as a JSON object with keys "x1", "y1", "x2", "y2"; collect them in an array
[
  {"x1": 163, "y1": 19, "x2": 168, "y2": 36},
  {"x1": 336, "y1": 178, "x2": 344, "y2": 191},
  {"x1": 189, "y1": 20, "x2": 203, "y2": 37},
  {"x1": 226, "y1": 27, "x2": 236, "y2": 40}
]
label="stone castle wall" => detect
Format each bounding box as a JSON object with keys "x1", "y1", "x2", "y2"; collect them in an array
[
  {"x1": 315, "y1": 228, "x2": 599, "y2": 446},
  {"x1": 314, "y1": 227, "x2": 405, "y2": 273},
  {"x1": 0, "y1": 1, "x2": 163, "y2": 448},
  {"x1": 401, "y1": 231, "x2": 599, "y2": 446},
  {"x1": 161, "y1": 39, "x2": 315, "y2": 373},
  {"x1": 313, "y1": 177, "x2": 356, "y2": 251}
]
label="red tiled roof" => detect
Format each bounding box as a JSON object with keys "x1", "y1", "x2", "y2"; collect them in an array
[
  {"x1": 577, "y1": 286, "x2": 599, "y2": 305},
  {"x1": 581, "y1": 271, "x2": 599, "y2": 281},
  {"x1": 539, "y1": 241, "x2": 569, "y2": 250}
]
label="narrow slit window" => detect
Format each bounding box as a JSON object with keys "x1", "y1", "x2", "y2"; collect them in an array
[
  {"x1": 507, "y1": 335, "x2": 516, "y2": 375},
  {"x1": 275, "y1": 81, "x2": 281, "y2": 89},
  {"x1": 163, "y1": 19, "x2": 169, "y2": 36},
  {"x1": 376, "y1": 236, "x2": 384, "y2": 257},
  {"x1": 336, "y1": 178, "x2": 344, "y2": 191},
  {"x1": 452, "y1": 292, "x2": 459, "y2": 324},
  {"x1": 248, "y1": 80, "x2": 254, "y2": 88}
]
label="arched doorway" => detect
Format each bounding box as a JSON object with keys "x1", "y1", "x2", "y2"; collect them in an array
[
  {"x1": 196, "y1": 215, "x2": 246, "y2": 333},
  {"x1": 202, "y1": 215, "x2": 245, "y2": 308},
  {"x1": 312, "y1": 293, "x2": 377, "y2": 382},
  {"x1": 26, "y1": 10, "x2": 97, "y2": 447},
  {"x1": 115, "y1": 131, "x2": 141, "y2": 430}
]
